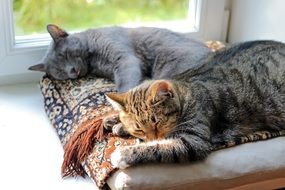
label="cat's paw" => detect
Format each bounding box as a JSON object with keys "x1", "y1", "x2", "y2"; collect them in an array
[
  {"x1": 112, "y1": 123, "x2": 130, "y2": 137},
  {"x1": 110, "y1": 147, "x2": 130, "y2": 169},
  {"x1": 102, "y1": 113, "x2": 120, "y2": 131}
]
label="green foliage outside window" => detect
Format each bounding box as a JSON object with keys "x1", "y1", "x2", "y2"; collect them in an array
[{"x1": 13, "y1": 0, "x2": 189, "y2": 35}]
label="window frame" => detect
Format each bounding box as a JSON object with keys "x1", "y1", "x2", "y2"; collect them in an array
[{"x1": 0, "y1": 0, "x2": 226, "y2": 85}]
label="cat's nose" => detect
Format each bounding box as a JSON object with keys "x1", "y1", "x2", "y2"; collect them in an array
[
  {"x1": 70, "y1": 67, "x2": 80, "y2": 76},
  {"x1": 70, "y1": 67, "x2": 76, "y2": 74}
]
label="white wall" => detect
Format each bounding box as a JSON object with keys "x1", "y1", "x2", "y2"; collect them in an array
[{"x1": 228, "y1": 0, "x2": 285, "y2": 43}]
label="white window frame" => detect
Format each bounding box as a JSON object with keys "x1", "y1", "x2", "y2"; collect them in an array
[{"x1": 0, "y1": 0, "x2": 226, "y2": 85}]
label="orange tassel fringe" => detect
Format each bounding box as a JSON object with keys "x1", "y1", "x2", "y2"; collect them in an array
[{"x1": 61, "y1": 112, "x2": 116, "y2": 178}]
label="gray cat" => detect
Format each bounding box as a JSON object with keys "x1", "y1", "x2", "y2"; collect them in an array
[{"x1": 28, "y1": 24, "x2": 211, "y2": 92}]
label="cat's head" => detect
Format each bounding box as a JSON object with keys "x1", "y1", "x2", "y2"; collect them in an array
[
  {"x1": 106, "y1": 80, "x2": 181, "y2": 141},
  {"x1": 28, "y1": 24, "x2": 89, "y2": 80}
]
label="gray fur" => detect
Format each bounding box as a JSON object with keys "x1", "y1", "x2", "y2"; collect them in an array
[{"x1": 28, "y1": 24, "x2": 211, "y2": 92}]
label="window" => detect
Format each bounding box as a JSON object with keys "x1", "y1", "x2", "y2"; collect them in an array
[
  {"x1": 14, "y1": 0, "x2": 191, "y2": 36},
  {"x1": 0, "y1": 0, "x2": 226, "y2": 85}
]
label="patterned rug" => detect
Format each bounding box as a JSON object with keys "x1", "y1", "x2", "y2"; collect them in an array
[
  {"x1": 40, "y1": 76, "x2": 139, "y2": 189},
  {"x1": 38, "y1": 41, "x2": 284, "y2": 189}
]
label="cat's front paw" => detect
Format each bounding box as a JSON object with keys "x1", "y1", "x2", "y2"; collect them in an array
[
  {"x1": 102, "y1": 113, "x2": 120, "y2": 131},
  {"x1": 112, "y1": 123, "x2": 130, "y2": 137},
  {"x1": 110, "y1": 147, "x2": 130, "y2": 169}
]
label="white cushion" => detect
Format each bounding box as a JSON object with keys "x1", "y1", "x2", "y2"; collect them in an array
[{"x1": 107, "y1": 137, "x2": 285, "y2": 190}]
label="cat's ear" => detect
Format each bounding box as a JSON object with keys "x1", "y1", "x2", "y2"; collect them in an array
[
  {"x1": 150, "y1": 81, "x2": 174, "y2": 103},
  {"x1": 106, "y1": 93, "x2": 126, "y2": 111},
  {"x1": 47, "y1": 24, "x2": 68, "y2": 42},
  {"x1": 28, "y1": 63, "x2": 47, "y2": 72}
]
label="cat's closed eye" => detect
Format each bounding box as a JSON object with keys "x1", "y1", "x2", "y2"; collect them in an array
[
  {"x1": 133, "y1": 129, "x2": 145, "y2": 136},
  {"x1": 53, "y1": 67, "x2": 67, "y2": 77},
  {"x1": 58, "y1": 52, "x2": 66, "y2": 58},
  {"x1": 135, "y1": 123, "x2": 141, "y2": 129},
  {"x1": 134, "y1": 129, "x2": 144, "y2": 133}
]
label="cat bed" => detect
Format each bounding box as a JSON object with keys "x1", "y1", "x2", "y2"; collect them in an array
[{"x1": 39, "y1": 75, "x2": 285, "y2": 190}]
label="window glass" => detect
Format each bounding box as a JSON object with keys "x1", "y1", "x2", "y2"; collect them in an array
[{"x1": 13, "y1": 0, "x2": 190, "y2": 36}]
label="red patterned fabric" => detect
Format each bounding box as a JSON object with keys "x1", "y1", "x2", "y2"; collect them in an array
[
  {"x1": 38, "y1": 41, "x2": 229, "y2": 189},
  {"x1": 40, "y1": 76, "x2": 137, "y2": 189}
]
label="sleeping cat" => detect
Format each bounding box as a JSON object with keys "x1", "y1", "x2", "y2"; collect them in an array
[
  {"x1": 106, "y1": 40, "x2": 285, "y2": 169},
  {"x1": 28, "y1": 24, "x2": 211, "y2": 92}
]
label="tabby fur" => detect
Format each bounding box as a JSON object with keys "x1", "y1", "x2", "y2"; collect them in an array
[{"x1": 106, "y1": 40, "x2": 285, "y2": 169}]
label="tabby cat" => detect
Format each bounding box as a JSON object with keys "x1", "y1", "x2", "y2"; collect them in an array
[
  {"x1": 106, "y1": 40, "x2": 285, "y2": 169},
  {"x1": 28, "y1": 24, "x2": 210, "y2": 92}
]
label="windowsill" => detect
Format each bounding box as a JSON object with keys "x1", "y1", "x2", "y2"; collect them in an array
[{"x1": 0, "y1": 82, "x2": 95, "y2": 190}]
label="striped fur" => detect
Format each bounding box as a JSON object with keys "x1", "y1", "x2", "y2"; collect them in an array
[{"x1": 107, "y1": 40, "x2": 285, "y2": 169}]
